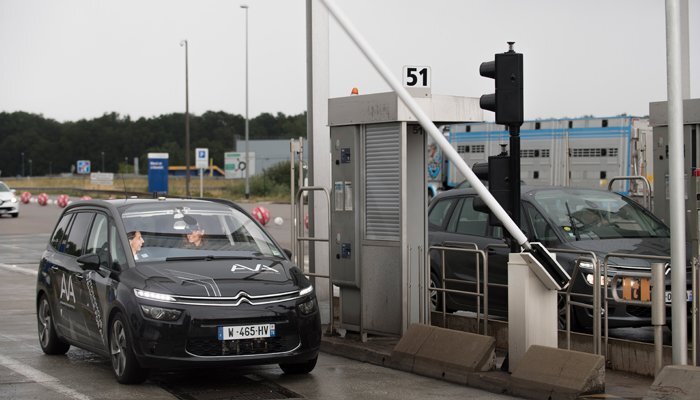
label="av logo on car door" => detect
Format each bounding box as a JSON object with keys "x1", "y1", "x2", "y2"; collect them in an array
[{"x1": 60, "y1": 273, "x2": 76, "y2": 306}]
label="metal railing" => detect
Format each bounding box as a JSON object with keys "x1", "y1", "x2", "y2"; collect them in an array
[
  {"x1": 607, "y1": 175, "x2": 652, "y2": 209},
  {"x1": 428, "y1": 242, "x2": 489, "y2": 335},
  {"x1": 294, "y1": 186, "x2": 334, "y2": 335}
]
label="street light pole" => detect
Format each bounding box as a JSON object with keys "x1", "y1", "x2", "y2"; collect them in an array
[
  {"x1": 180, "y1": 39, "x2": 191, "y2": 197},
  {"x1": 21, "y1": 152, "x2": 24, "y2": 177},
  {"x1": 29, "y1": 159, "x2": 32, "y2": 177},
  {"x1": 241, "y1": 4, "x2": 250, "y2": 199},
  {"x1": 101, "y1": 151, "x2": 105, "y2": 172}
]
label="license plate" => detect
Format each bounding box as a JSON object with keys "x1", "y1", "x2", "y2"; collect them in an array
[
  {"x1": 664, "y1": 290, "x2": 693, "y2": 303},
  {"x1": 218, "y1": 324, "x2": 275, "y2": 340}
]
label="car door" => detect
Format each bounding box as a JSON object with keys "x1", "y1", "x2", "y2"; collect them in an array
[
  {"x1": 78, "y1": 212, "x2": 113, "y2": 350},
  {"x1": 437, "y1": 195, "x2": 502, "y2": 313},
  {"x1": 44, "y1": 212, "x2": 75, "y2": 338},
  {"x1": 55, "y1": 211, "x2": 95, "y2": 345}
]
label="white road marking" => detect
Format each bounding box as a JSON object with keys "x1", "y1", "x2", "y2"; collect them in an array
[
  {"x1": 0, "y1": 263, "x2": 38, "y2": 276},
  {"x1": 0, "y1": 354, "x2": 92, "y2": 400}
]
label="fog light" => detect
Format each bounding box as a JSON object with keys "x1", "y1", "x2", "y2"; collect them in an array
[
  {"x1": 298, "y1": 298, "x2": 317, "y2": 315},
  {"x1": 140, "y1": 305, "x2": 182, "y2": 321}
]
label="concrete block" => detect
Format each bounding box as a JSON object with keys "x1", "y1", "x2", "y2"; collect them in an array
[
  {"x1": 390, "y1": 323, "x2": 495, "y2": 383},
  {"x1": 389, "y1": 323, "x2": 434, "y2": 372},
  {"x1": 511, "y1": 345, "x2": 605, "y2": 400},
  {"x1": 644, "y1": 365, "x2": 700, "y2": 400}
]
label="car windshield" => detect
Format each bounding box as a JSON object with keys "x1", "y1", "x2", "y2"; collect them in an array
[
  {"x1": 531, "y1": 189, "x2": 670, "y2": 240},
  {"x1": 0, "y1": 182, "x2": 9, "y2": 192},
  {"x1": 120, "y1": 202, "x2": 284, "y2": 263}
]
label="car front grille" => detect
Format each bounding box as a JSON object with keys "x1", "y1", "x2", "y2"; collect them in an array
[
  {"x1": 185, "y1": 316, "x2": 300, "y2": 357},
  {"x1": 186, "y1": 335, "x2": 300, "y2": 357}
]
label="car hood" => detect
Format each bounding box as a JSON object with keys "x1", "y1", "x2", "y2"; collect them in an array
[
  {"x1": 134, "y1": 259, "x2": 306, "y2": 297},
  {"x1": 557, "y1": 237, "x2": 673, "y2": 268},
  {"x1": 0, "y1": 192, "x2": 14, "y2": 201}
]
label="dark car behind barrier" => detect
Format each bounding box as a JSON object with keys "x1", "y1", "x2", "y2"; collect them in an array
[{"x1": 428, "y1": 186, "x2": 693, "y2": 330}]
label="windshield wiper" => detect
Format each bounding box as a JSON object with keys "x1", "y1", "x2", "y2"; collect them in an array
[
  {"x1": 165, "y1": 254, "x2": 262, "y2": 262},
  {"x1": 565, "y1": 201, "x2": 581, "y2": 241}
]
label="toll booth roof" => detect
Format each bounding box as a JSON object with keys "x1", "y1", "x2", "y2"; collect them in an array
[{"x1": 328, "y1": 92, "x2": 483, "y2": 127}]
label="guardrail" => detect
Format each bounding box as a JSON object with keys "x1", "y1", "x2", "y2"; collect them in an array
[
  {"x1": 294, "y1": 186, "x2": 334, "y2": 335},
  {"x1": 428, "y1": 243, "x2": 489, "y2": 335}
]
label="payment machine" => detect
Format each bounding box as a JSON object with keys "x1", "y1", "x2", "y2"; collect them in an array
[{"x1": 328, "y1": 92, "x2": 481, "y2": 336}]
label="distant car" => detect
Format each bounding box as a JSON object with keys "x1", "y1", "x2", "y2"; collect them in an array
[
  {"x1": 36, "y1": 198, "x2": 321, "y2": 384},
  {"x1": 0, "y1": 181, "x2": 20, "y2": 218},
  {"x1": 428, "y1": 186, "x2": 692, "y2": 331}
]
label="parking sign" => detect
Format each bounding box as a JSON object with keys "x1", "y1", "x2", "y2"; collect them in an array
[{"x1": 195, "y1": 148, "x2": 208, "y2": 169}]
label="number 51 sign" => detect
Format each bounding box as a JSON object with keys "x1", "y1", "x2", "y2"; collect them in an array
[{"x1": 402, "y1": 66, "x2": 431, "y2": 88}]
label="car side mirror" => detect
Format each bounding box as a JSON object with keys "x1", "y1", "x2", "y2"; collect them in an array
[
  {"x1": 10, "y1": 189, "x2": 16, "y2": 194},
  {"x1": 283, "y1": 249, "x2": 293, "y2": 259},
  {"x1": 77, "y1": 253, "x2": 100, "y2": 271},
  {"x1": 473, "y1": 197, "x2": 490, "y2": 214}
]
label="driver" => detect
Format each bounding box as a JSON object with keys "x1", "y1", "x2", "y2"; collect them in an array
[
  {"x1": 128, "y1": 231, "x2": 149, "y2": 260},
  {"x1": 184, "y1": 223, "x2": 206, "y2": 248}
]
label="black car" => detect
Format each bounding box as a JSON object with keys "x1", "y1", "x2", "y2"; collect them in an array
[
  {"x1": 428, "y1": 186, "x2": 691, "y2": 330},
  {"x1": 36, "y1": 198, "x2": 321, "y2": 384}
]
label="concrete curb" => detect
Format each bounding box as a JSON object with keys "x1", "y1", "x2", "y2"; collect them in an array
[{"x1": 644, "y1": 365, "x2": 700, "y2": 400}]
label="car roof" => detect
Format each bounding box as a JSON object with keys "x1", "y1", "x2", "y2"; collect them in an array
[
  {"x1": 63, "y1": 197, "x2": 244, "y2": 215},
  {"x1": 431, "y1": 185, "x2": 622, "y2": 203}
]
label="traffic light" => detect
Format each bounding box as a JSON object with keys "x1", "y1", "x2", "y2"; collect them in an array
[
  {"x1": 471, "y1": 155, "x2": 513, "y2": 227},
  {"x1": 479, "y1": 42, "x2": 523, "y2": 127}
]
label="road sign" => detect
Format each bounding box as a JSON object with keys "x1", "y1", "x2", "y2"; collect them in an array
[
  {"x1": 195, "y1": 148, "x2": 208, "y2": 169},
  {"x1": 402, "y1": 66, "x2": 431, "y2": 88},
  {"x1": 77, "y1": 160, "x2": 91, "y2": 174},
  {"x1": 90, "y1": 172, "x2": 114, "y2": 186},
  {"x1": 224, "y1": 151, "x2": 255, "y2": 179}
]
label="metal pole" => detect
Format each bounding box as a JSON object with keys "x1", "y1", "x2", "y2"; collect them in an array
[
  {"x1": 651, "y1": 263, "x2": 666, "y2": 375},
  {"x1": 241, "y1": 5, "x2": 250, "y2": 200},
  {"x1": 21, "y1": 152, "x2": 24, "y2": 177},
  {"x1": 180, "y1": 39, "x2": 191, "y2": 198},
  {"x1": 665, "y1": 0, "x2": 688, "y2": 365},
  {"x1": 319, "y1": 0, "x2": 530, "y2": 250},
  {"x1": 509, "y1": 125, "x2": 520, "y2": 252},
  {"x1": 199, "y1": 169, "x2": 203, "y2": 198},
  {"x1": 101, "y1": 151, "x2": 105, "y2": 172}
]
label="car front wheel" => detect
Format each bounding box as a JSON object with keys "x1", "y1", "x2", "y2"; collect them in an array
[
  {"x1": 109, "y1": 312, "x2": 148, "y2": 384},
  {"x1": 279, "y1": 355, "x2": 318, "y2": 374},
  {"x1": 37, "y1": 295, "x2": 70, "y2": 355}
]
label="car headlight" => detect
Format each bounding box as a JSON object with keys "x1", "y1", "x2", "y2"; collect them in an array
[
  {"x1": 134, "y1": 289, "x2": 176, "y2": 302},
  {"x1": 140, "y1": 305, "x2": 182, "y2": 321},
  {"x1": 585, "y1": 274, "x2": 611, "y2": 286},
  {"x1": 578, "y1": 261, "x2": 594, "y2": 270},
  {"x1": 299, "y1": 285, "x2": 313, "y2": 296},
  {"x1": 298, "y1": 298, "x2": 317, "y2": 315},
  {"x1": 10, "y1": 197, "x2": 17, "y2": 203}
]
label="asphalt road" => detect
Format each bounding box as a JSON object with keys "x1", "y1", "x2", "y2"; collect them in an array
[{"x1": 0, "y1": 201, "x2": 516, "y2": 400}]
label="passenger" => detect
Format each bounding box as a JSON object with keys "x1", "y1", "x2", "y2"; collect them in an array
[
  {"x1": 128, "y1": 231, "x2": 148, "y2": 260},
  {"x1": 184, "y1": 223, "x2": 206, "y2": 249}
]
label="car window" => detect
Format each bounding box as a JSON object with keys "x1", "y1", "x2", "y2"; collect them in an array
[
  {"x1": 524, "y1": 203, "x2": 558, "y2": 246},
  {"x1": 429, "y1": 198, "x2": 455, "y2": 229},
  {"x1": 64, "y1": 212, "x2": 95, "y2": 257},
  {"x1": 447, "y1": 197, "x2": 488, "y2": 236},
  {"x1": 51, "y1": 214, "x2": 73, "y2": 252},
  {"x1": 109, "y1": 224, "x2": 128, "y2": 271},
  {"x1": 119, "y1": 203, "x2": 284, "y2": 263},
  {"x1": 0, "y1": 182, "x2": 9, "y2": 192},
  {"x1": 86, "y1": 213, "x2": 110, "y2": 269}
]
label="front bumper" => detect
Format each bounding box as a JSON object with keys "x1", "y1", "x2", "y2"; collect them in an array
[
  {"x1": 129, "y1": 298, "x2": 322, "y2": 369},
  {"x1": 0, "y1": 201, "x2": 19, "y2": 215}
]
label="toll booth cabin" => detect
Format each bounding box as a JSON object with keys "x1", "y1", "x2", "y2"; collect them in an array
[{"x1": 328, "y1": 92, "x2": 482, "y2": 336}]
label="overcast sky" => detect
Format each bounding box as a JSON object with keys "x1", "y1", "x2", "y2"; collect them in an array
[{"x1": 1, "y1": 0, "x2": 698, "y2": 123}]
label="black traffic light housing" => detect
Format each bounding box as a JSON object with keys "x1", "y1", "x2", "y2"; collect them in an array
[
  {"x1": 479, "y1": 42, "x2": 523, "y2": 127},
  {"x1": 473, "y1": 154, "x2": 512, "y2": 227}
]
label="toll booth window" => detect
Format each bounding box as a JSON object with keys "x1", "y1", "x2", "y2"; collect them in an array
[
  {"x1": 64, "y1": 212, "x2": 95, "y2": 257},
  {"x1": 428, "y1": 198, "x2": 455, "y2": 229},
  {"x1": 448, "y1": 197, "x2": 487, "y2": 236},
  {"x1": 50, "y1": 214, "x2": 73, "y2": 252}
]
